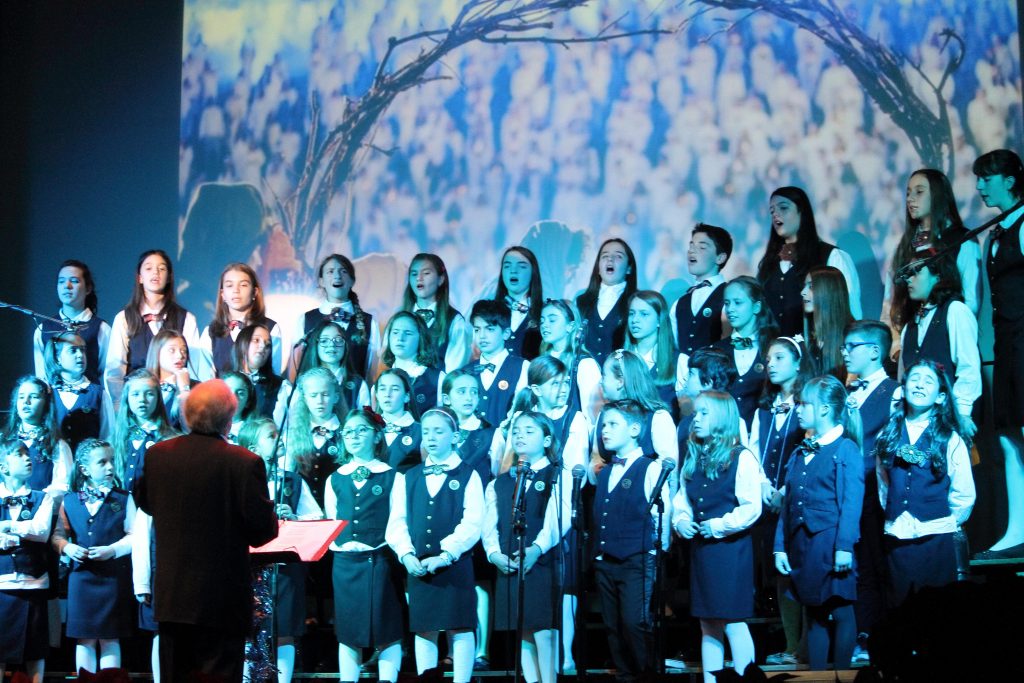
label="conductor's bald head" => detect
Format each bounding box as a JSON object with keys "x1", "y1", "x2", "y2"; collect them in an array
[{"x1": 183, "y1": 379, "x2": 238, "y2": 436}]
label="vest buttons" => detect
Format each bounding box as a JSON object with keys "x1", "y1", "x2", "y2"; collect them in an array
[
  {"x1": 353, "y1": 519, "x2": 359, "y2": 524},
  {"x1": 354, "y1": 506, "x2": 360, "y2": 511},
  {"x1": 426, "y1": 543, "x2": 432, "y2": 549},
  {"x1": 427, "y1": 515, "x2": 432, "y2": 520},
  {"x1": 428, "y1": 500, "x2": 434, "y2": 505},
  {"x1": 426, "y1": 528, "x2": 431, "y2": 534}
]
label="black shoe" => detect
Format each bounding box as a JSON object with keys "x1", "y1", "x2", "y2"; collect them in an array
[
  {"x1": 974, "y1": 542, "x2": 1024, "y2": 560},
  {"x1": 473, "y1": 656, "x2": 490, "y2": 671}
]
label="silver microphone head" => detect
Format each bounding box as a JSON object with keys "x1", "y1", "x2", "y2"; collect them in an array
[
  {"x1": 660, "y1": 458, "x2": 677, "y2": 472},
  {"x1": 571, "y1": 464, "x2": 586, "y2": 479}
]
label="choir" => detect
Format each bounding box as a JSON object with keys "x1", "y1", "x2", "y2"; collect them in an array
[{"x1": 10, "y1": 155, "x2": 1024, "y2": 682}]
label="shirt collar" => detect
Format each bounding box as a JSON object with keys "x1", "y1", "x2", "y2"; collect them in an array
[
  {"x1": 860, "y1": 367, "x2": 889, "y2": 386},
  {"x1": 999, "y1": 203, "x2": 1024, "y2": 229},
  {"x1": 426, "y1": 454, "x2": 462, "y2": 469},
  {"x1": 616, "y1": 446, "x2": 645, "y2": 464},
  {"x1": 392, "y1": 358, "x2": 424, "y2": 374},
  {"x1": 599, "y1": 281, "x2": 628, "y2": 300},
  {"x1": 60, "y1": 308, "x2": 94, "y2": 323},
  {"x1": 480, "y1": 348, "x2": 509, "y2": 366},
  {"x1": 338, "y1": 458, "x2": 391, "y2": 475},
  {"x1": 385, "y1": 412, "x2": 415, "y2": 428},
  {"x1": 318, "y1": 300, "x2": 354, "y2": 315},
  {"x1": 312, "y1": 416, "x2": 341, "y2": 431},
  {"x1": 816, "y1": 424, "x2": 845, "y2": 446},
  {"x1": 0, "y1": 483, "x2": 31, "y2": 498}
]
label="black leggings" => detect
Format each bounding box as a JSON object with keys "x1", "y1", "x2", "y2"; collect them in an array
[{"x1": 806, "y1": 600, "x2": 856, "y2": 670}]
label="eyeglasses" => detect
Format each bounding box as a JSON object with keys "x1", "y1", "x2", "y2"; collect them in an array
[
  {"x1": 341, "y1": 426, "x2": 372, "y2": 439},
  {"x1": 842, "y1": 341, "x2": 876, "y2": 353},
  {"x1": 318, "y1": 338, "x2": 346, "y2": 348}
]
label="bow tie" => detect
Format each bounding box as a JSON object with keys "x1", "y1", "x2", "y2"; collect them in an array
[
  {"x1": 915, "y1": 304, "x2": 935, "y2": 325},
  {"x1": 247, "y1": 371, "x2": 267, "y2": 385},
  {"x1": 799, "y1": 437, "x2": 820, "y2": 453},
  {"x1": 228, "y1": 320, "x2": 245, "y2": 331},
  {"x1": 384, "y1": 423, "x2": 403, "y2": 434},
  {"x1": 311, "y1": 426, "x2": 335, "y2": 438},
  {"x1": 778, "y1": 243, "x2": 797, "y2": 263},
  {"x1": 731, "y1": 336, "x2": 754, "y2": 350},
  {"x1": 17, "y1": 426, "x2": 42, "y2": 442},
  {"x1": 415, "y1": 308, "x2": 436, "y2": 324},
  {"x1": 424, "y1": 463, "x2": 449, "y2": 476},
  {"x1": 329, "y1": 308, "x2": 353, "y2": 324},
  {"x1": 771, "y1": 402, "x2": 792, "y2": 415},
  {"x1": 1, "y1": 495, "x2": 29, "y2": 508},
  {"x1": 685, "y1": 280, "x2": 712, "y2": 296},
  {"x1": 79, "y1": 486, "x2": 109, "y2": 504},
  {"x1": 351, "y1": 465, "x2": 372, "y2": 483},
  {"x1": 992, "y1": 225, "x2": 1007, "y2": 241},
  {"x1": 142, "y1": 313, "x2": 163, "y2": 324},
  {"x1": 56, "y1": 378, "x2": 91, "y2": 395},
  {"x1": 160, "y1": 382, "x2": 178, "y2": 396},
  {"x1": 476, "y1": 362, "x2": 496, "y2": 374},
  {"x1": 610, "y1": 456, "x2": 628, "y2": 466},
  {"x1": 505, "y1": 296, "x2": 530, "y2": 314},
  {"x1": 848, "y1": 379, "x2": 870, "y2": 391}
]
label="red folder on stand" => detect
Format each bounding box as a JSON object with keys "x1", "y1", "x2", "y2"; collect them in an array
[{"x1": 250, "y1": 519, "x2": 347, "y2": 563}]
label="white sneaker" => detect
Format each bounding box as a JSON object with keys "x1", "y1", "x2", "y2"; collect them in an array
[{"x1": 852, "y1": 645, "x2": 870, "y2": 663}]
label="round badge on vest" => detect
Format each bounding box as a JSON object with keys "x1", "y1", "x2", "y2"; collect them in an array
[
  {"x1": 754, "y1": 363, "x2": 765, "y2": 373},
  {"x1": 328, "y1": 445, "x2": 339, "y2": 456},
  {"x1": 621, "y1": 479, "x2": 632, "y2": 489},
  {"x1": 110, "y1": 501, "x2": 122, "y2": 513},
  {"x1": 498, "y1": 380, "x2": 509, "y2": 391},
  {"x1": 534, "y1": 480, "x2": 546, "y2": 492},
  {"x1": 416, "y1": 394, "x2": 425, "y2": 404},
  {"x1": 448, "y1": 479, "x2": 460, "y2": 491},
  {"x1": 372, "y1": 484, "x2": 383, "y2": 496},
  {"x1": 702, "y1": 307, "x2": 712, "y2": 318},
  {"x1": 402, "y1": 435, "x2": 413, "y2": 446},
  {"x1": 20, "y1": 509, "x2": 32, "y2": 520}
]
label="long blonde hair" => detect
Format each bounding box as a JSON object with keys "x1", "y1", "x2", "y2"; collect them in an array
[{"x1": 683, "y1": 391, "x2": 741, "y2": 481}]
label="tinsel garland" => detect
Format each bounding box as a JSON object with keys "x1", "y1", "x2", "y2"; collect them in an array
[{"x1": 245, "y1": 565, "x2": 278, "y2": 682}]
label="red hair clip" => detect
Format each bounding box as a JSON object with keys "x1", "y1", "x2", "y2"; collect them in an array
[{"x1": 361, "y1": 406, "x2": 387, "y2": 429}]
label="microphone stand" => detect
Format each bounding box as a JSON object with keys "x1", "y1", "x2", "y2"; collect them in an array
[
  {"x1": 0, "y1": 301, "x2": 79, "y2": 330},
  {"x1": 894, "y1": 198, "x2": 1024, "y2": 282},
  {"x1": 512, "y1": 462, "x2": 533, "y2": 683},
  {"x1": 571, "y1": 469, "x2": 588, "y2": 682},
  {"x1": 651, "y1": 492, "x2": 667, "y2": 676}
]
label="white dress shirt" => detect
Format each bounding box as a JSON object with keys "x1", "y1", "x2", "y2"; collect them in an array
[
  {"x1": 669, "y1": 272, "x2": 728, "y2": 345},
  {"x1": 878, "y1": 420, "x2": 975, "y2": 539},
  {"x1": 478, "y1": 349, "x2": 530, "y2": 394},
  {"x1": 898, "y1": 300, "x2": 981, "y2": 417},
  {"x1": 672, "y1": 447, "x2": 762, "y2": 538},
  {"x1": 596, "y1": 281, "x2": 628, "y2": 319},
  {"x1": 324, "y1": 458, "x2": 390, "y2": 551},
  {"x1": 34, "y1": 309, "x2": 111, "y2": 382},
  {"x1": 0, "y1": 484, "x2": 55, "y2": 590},
  {"x1": 482, "y1": 457, "x2": 573, "y2": 558},
  {"x1": 385, "y1": 453, "x2": 484, "y2": 562}
]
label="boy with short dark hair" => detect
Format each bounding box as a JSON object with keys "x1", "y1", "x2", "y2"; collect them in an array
[
  {"x1": 672, "y1": 223, "x2": 733, "y2": 356},
  {"x1": 463, "y1": 300, "x2": 530, "y2": 428}
]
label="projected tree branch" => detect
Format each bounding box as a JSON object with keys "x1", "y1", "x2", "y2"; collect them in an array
[
  {"x1": 279, "y1": 0, "x2": 671, "y2": 257},
  {"x1": 689, "y1": 0, "x2": 963, "y2": 175}
]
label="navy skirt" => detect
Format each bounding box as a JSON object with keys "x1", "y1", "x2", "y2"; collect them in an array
[
  {"x1": 0, "y1": 589, "x2": 48, "y2": 661},
  {"x1": 333, "y1": 548, "x2": 405, "y2": 648},
  {"x1": 494, "y1": 555, "x2": 558, "y2": 631},
  {"x1": 786, "y1": 525, "x2": 857, "y2": 606},
  {"x1": 67, "y1": 557, "x2": 136, "y2": 639},
  {"x1": 885, "y1": 533, "x2": 956, "y2": 608},
  {"x1": 407, "y1": 555, "x2": 476, "y2": 632},
  {"x1": 690, "y1": 531, "x2": 755, "y2": 619}
]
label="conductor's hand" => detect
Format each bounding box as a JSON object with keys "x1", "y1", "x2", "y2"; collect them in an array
[
  {"x1": 677, "y1": 521, "x2": 699, "y2": 539},
  {"x1": 833, "y1": 550, "x2": 853, "y2": 573},
  {"x1": 489, "y1": 551, "x2": 518, "y2": 574},
  {"x1": 275, "y1": 504, "x2": 297, "y2": 521},
  {"x1": 775, "y1": 552, "x2": 792, "y2": 576},
  {"x1": 401, "y1": 553, "x2": 426, "y2": 578},
  {"x1": 959, "y1": 414, "x2": 978, "y2": 441},
  {"x1": 421, "y1": 555, "x2": 448, "y2": 574},
  {"x1": 136, "y1": 593, "x2": 151, "y2": 606}
]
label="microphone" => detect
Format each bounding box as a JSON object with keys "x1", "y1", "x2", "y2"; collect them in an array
[
  {"x1": 511, "y1": 460, "x2": 534, "y2": 520},
  {"x1": 647, "y1": 458, "x2": 677, "y2": 511},
  {"x1": 570, "y1": 464, "x2": 586, "y2": 525}
]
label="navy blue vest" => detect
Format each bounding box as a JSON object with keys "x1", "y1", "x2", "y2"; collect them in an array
[
  {"x1": 121, "y1": 436, "x2": 154, "y2": 493},
  {"x1": 674, "y1": 283, "x2": 726, "y2": 356},
  {"x1": 330, "y1": 467, "x2": 396, "y2": 547},
  {"x1": 901, "y1": 302, "x2": 955, "y2": 386},
  {"x1": 25, "y1": 442, "x2": 55, "y2": 492},
  {"x1": 495, "y1": 465, "x2": 557, "y2": 554},
  {"x1": 988, "y1": 213, "x2": 1024, "y2": 323},
  {"x1": 0, "y1": 490, "x2": 48, "y2": 578},
  {"x1": 305, "y1": 430, "x2": 343, "y2": 506},
  {"x1": 64, "y1": 490, "x2": 130, "y2": 574},
  {"x1": 593, "y1": 456, "x2": 655, "y2": 560},
  {"x1": 303, "y1": 308, "x2": 373, "y2": 381},
  {"x1": 579, "y1": 298, "x2": 626, "y2": 366},
  {"x1": 711, "y1": 338, "x2": 766, "y2": 429},
  {"x1": 404, "y1": 461, "x2": 475, "y2": 557},
  {"x1": 857, "y1": 378, "x2": 899, "y2": 475},
  {"x1": 410, "y1": 367, "x2": 442, "y2": 414},
  {"x1": 507, "y1": 317, "x2": 542, "y2": 360},
  {"x1": 386, "y1": 422, "x2": 423, "y2": 473},
  {"x1": 755, "y1": 406, "x2": 802, "y2": 490},
  {"x1": 685, "y1": 447, "x2": 743, "y2": 522},
  {"x1": 466, "y1": 355, "x2": 526, "y2": 428},
  {"x1": 884, "y1": 425, "x2": 951, "y2": 523},
  {"x1": 126, "y1": 305, "x2": 187, "y2": 373},
  {"x1": 55, "y1": 383, "x2": 103, "y2": 453},
  {"x1": 250, "y1": 372, "x2": 284, "y2": 420},
  {"x1": 459, "y1": 424, "x2": 497, "y2": 484},
  {"x1": 761, "y1": 242, "x2": 835, "y2": 336},
  {"x1": 596, "y1": 410, "x2": 657, "y2": 461},
  {"x1": 40, "y1": 315, "x2": 105, "y2": 384}
]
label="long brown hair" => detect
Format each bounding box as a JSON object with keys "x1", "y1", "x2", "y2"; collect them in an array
[
  {"x1": 124, "y1": 249, "x2": 186, "y2": 337},
  {"x1": 210, "y1": 262, "x2": 269, "y2": 338},
  {"x1": 804, "y1": 267, "x2": 852, "y2": 383}
]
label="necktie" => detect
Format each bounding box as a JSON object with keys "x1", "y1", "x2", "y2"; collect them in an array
[{"x1": 415, "y1": 309, "x2": 436, "y2": 324}]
